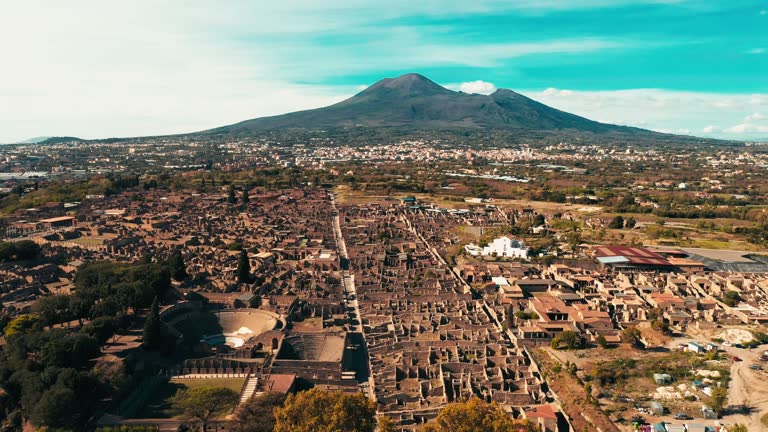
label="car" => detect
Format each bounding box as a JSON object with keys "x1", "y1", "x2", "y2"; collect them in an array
[
  {"x1": 749, "y1": 364, "x2": 762, "y2": 370},
  {"x1": 732, "y1": 356, "x2": 742, "y2": 362},
  {"x1": 674, "y1": 413, "x2": 691, "y2": 420},
  {"x1": 734, "y1": 343, "x2": 745, "y2": 349},
  {"x1": 722, "y1": 341, "x2": 732, "y2": 346}
]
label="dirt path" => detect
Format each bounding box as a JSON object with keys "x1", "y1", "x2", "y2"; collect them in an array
[{"x1": 724, "y1": 347, "x2": 768, "y2": 431}]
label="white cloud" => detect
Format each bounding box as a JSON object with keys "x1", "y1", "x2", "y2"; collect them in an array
[
  {"x1": 522, "y1": 88, "x2": 768, "y2": 139},
  {"x1": 748, "y1": 48, "x2": 766, "y2": 54},
  {"x1": 457, "y1": 80, "x2": 497, "y2": 94},
  {"x1": 541, "y1": 88, "x2": 575, "y2": 97},
  {"x1": 745, "y1": 112, "x2": 765, "y2": 122},
  {"x1": 724, "y1": 124, "x2": 768, "y2": 134},
  {"x1": 761, "y1": 10, "x2": 767, "y2": 15}
]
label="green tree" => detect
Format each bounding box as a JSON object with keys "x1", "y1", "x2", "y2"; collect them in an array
[
  {"x1": 171, "y1": 386, "x2": 239, "y2": 432},
  {"x1": 651, "y1": 319, "x2": 671, "y2": 335},
  {"x1": 551, "y1": 330, "x2": 580, "y2": 350},
  {"x1": 420, "y1": 398, "x2": 539, "y2": 432},
  {"x1": 227, "y1": 185, "x2": 238, "y2": 204},
  {"x1": 378, "y1": 416, "x2": 398, "y2": 432},
  {"x1": 234, "y1": 392, "x2": 287, "y2": 432},
  {"x1": 237, "y1": 250, "x2": 251, "y2": 284},
  {"x1": 167, "y1": 248, "x2": 188, "y2": 282},
  {"x1": 142, "y1": 298, "x2": 163, "y2": 351},
  {"x1": 564, "y1": 230, "x2": 581, "y2": 257},
  {"x1": 620, "y1": 326, "x2": 642, "y2": 348},
  {"x1": 596, "y1": 334, "x2": 608, "y2": 349},
  {"x1": 82, "y1": 316, "x2": 120, "y2": 346},
  {"x1": 723, "y1": 291, "x2": 741, "y2": 307},
  {"x1": 274, "y1": 388, "x2": 377, "y2": 432},
  {"x1": 0, "y1": 242, "x2": 16, "y2": 261},
  {"x1": 532, "y1": 214, "x2": 545, "y2": 227},
  {"x1": 626, "y1": 217, "x2": 637, "y2": 228},
  {"x1": 242, "y1": 188, "x2": 250, "y2": 204},
  {"x1": 29, "y1": 386, "x2": 81, "y2": 429},
  {"x1": 709, "y1": 386, "x2": 728, "y2": 414},
  {"x1": 608, "y1": 215, "x2": 625, "y2": 229},
  {"x1": 35, "y1": 295, "x2": 73, "y2": 327}
]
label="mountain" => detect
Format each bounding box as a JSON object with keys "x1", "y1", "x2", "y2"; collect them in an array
[
  {"x1": 38, "y1": 136, "x2": 84, "y2": 144},
  {"x1": 202, "y1": 73, "x2": 648, "y2": 136},
  {"x1": 16, "y1": 136, "x2": 52, "y2": 144}
]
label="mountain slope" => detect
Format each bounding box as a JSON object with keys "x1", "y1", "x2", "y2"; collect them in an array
[{"x1": 203, "y1": 73, "x2": 646, "y2": 135}]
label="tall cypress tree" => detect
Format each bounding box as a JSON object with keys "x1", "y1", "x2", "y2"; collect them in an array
[
  {"x1": 242, "y1": 188, "x2": 249, "y2": 204},
  {"x1": 237, "y1": 250, "x2": 251, "y2": 284},
  {"x1": 168, "y1": 248, "x2": 187, "y2": 282},
  {"x1": 227, "y1": 185, "x2": 238, "y2": 204},
  {"x1": 143, "y1": 297, "x2": 162, "y2": 351}
]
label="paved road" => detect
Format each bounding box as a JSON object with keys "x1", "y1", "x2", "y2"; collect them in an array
[{"x1": 329, "y1": 192, "x2": 374, "y2": 399}]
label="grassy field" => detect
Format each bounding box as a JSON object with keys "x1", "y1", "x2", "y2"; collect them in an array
[{"x1": 135, "y1": 377, "x2": 244, "y2": 419}]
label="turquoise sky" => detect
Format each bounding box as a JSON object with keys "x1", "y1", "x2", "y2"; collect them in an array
[{"x1": 0, "y1": 1, "x2": 766, "y2": 141}]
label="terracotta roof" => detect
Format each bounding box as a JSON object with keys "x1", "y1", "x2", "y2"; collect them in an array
[
  {"x1": 594, "y1": 245, "x2": 672, "y2": 266},
  {"x1": 526, "y1": 405, "x2": 558, "y2": 419}
]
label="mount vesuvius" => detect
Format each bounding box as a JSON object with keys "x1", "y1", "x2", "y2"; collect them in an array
[{"x1": 201, "y1": 73, "x2": 650, "y2": 136}]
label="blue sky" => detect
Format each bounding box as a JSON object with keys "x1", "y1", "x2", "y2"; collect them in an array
[{"x1": 1, "y1": 0, "x2": 766, "y2": 142}]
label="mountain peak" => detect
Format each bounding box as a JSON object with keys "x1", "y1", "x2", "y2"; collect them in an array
[{"x1": 358, "y1": 73, "x2": 453, "y2": 98}]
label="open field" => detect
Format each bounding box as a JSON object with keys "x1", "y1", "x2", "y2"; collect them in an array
[{"x1": 135, "y1": 377, "x2": 244, "y2": 419}]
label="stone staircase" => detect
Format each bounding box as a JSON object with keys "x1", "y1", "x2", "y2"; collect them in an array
[{"x1": 238, "y1": 374, "x2": 258, "y2": 405}]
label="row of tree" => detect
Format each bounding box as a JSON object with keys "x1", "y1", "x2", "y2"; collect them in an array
[
  {"x1": 0, "y1": 240, "x2": 41, "y2": 263},
  {"x1": 223, "y1": 389, "x2": 540, "y2": 432}
]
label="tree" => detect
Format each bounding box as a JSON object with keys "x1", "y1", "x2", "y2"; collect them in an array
[
  {"x1": 242, "y1": 188, "x2": 250, "y2": 204},
  {"x1": 626, "y1": 217, "x2": 637, "y2": 228},
  {"x1": 723, "y1": 291, "x2": 741, "y2": 307},
  {"x1": 274, "y1": 388, "x2": 377, "y2": 432},
  {"x1": 620, "y1": 326, "x2": 642, "y2": 347},
  {"x1": 3, "y1": 314, "x2": 41, "y2": 337},
  {"x1": 29, "y1": 386, "x2": 81, "y2": 429},
  {"x1": 651, "y1": 319, "x2": 671, "y2": 335},
  {"x1": 608, "y1": 215, "x2": 625, "y2": 229},
  {"x1": 709, "y1": 385, "x2": 728, "y2": 415},
  {"x1": 142, "y1": 297, "x2": 163, "y2": 351},
  {"x1": 0, "y1": 242, "x2": 16, "y2": 261},
  {"x1": 82, "y1": 316, "x2": 120, "y2": 346},
  {"x1": 167, "y1": 248, "x2": 188, "y2": 282},
  {"x1": 647, "y1": 307, "x2": 663, "y2": 321},
  {"x1": 378, "y1": 416, "x2": 398, "y2": 432},
  {"x1": 420, "y1": 398, "x2": 538, "y2": 432},
  {"x1": 171, "y1": 386, "x2": 239, "y2": 432},
  {"x1": 0, "y1": 240, "x2": 40, "y2": 262},
  {"x1": 237, "y1": 250, "x2": 251, "y2": 284},
  {"x1": 227, "y1": 185, "x2": 238, "y2": 204},
  {"x1": 532, "y1": 214, "x2": 545, "y2": 227},
  {"x1": 596, "y1": 334, "x2": 608, "y2": 349},
  {"x1": 35, "y1": 295, "x2": 73, "y2": 327},
  {"x1": 552, "y1": 330, "x2": 580, "y2": 350},
  {"x1": 564, "y1": 230, "x2": 581, "y2": 257},
  {"x1": 730, "y1": 424, "x2": 748, "y2": 432},
  {"x1": 234, "y1": 392, "x2": 287, "y2": 432}
]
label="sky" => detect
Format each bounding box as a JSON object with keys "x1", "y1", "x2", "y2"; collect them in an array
[{"x1": 1, "y1": 0, "x2": 767, "y2": 143}]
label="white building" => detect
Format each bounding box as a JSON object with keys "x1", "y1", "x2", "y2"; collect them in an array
[{"x1": 465, "y1": 235, "x2": 530, "y2": 259}]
